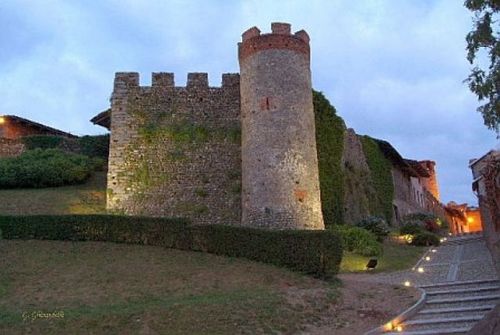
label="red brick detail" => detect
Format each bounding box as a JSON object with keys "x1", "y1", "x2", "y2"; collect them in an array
[
  {"x1": 271, "y1": 22, "x2": 291, "y2": 35},
  {"x1": 294, "y1": 189, "x2": 308, "y2": 203},
  {"x1": 238, "y1": 33, "x2": 310, "y2": 62}
]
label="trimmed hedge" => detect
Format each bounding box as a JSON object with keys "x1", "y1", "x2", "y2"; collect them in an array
[{"x1": 0, "y1": 215, "x2": 343, "y2": 278}]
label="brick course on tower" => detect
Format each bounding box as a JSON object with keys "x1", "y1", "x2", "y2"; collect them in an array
[{"x1": 106, "y1": 22, "x2": 324, "y2": 230}]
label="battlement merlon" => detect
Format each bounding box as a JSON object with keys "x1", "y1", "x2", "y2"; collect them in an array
[
  {"x1": 238, "y1": 22, "x2": 310, "y2": 62},
  {"x1": 113, "y1": 72, "x2": 239, "y2": 94},
  {"x1": 152, "y1": 72, "x2": 174, "y2": 87}
]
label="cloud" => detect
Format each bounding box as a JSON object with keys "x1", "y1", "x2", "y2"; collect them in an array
[{"x1": 0, "y1": 0, "x2": 497, "y2": 205}]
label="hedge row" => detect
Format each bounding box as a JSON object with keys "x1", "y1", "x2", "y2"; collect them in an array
[{"x1": 0, "y1": 215, "x2": 343, "y2": 278}]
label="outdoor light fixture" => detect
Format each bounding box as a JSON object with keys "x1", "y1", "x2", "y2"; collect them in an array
[
  {"x1": 417, "y1": 267, "x2": 424, "y2": 273},
  {"x1": 431, "y1": 249, "x2": 437, "y2": 253},
  {"x1": 396, "y1": 325, "x2": 403, "y2": 332},
  {"x1": 0, "y1": 116, "x2": 4, "y2": 124},
  {"x1": 366, "y1": 258, "x2": 378, "y2": 270},
  {"x1": 404, "y1": 281, "x2": 411, "y2": 287},
  {"x1": 425, "y1": 256, "x2": 431, "y2": 261}
]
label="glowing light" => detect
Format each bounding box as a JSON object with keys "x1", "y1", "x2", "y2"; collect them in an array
[
  {"x1": 404, "y1": 281, "x2": 411, "y2": 287},
  {"x1": 448, "y1": 232, "x2": 452, "y2": 236},
  {"x1": 384, "y1": 322, "x2": 393, "y2": 331},
  {"x1": 443, "y1": 237, "x2": 447, "y2": 241},
  {"x1": 0, "y1": 116, "x2": 4, "y2": 124},
  {"x1": 417, "y1": 267, "x2": 424, "y2": 273},
  {"x1": 396, "y1": 325, "x2": 403, "y2": 332},
  {"x1": 467, "y1": 217, "x2": 474, "y2": 223},
  {"x1": 425, "y1": 256, "x2": 431, "y2": 261},
  {"x1": 431, "y1": 249, "x2": 437, "y2": 253}
]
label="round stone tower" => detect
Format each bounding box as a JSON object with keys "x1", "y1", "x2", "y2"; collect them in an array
[{"x1": 238, "y1": 22, "x2": 324, "y2": 230}]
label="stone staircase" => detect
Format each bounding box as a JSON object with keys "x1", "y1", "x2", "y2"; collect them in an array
[
  {"x1": 385, "y1": 279, "x2": 500, "y2": 334},
  {"x1": 367, "y1": 234, "x2": 499, "y2": 335}
]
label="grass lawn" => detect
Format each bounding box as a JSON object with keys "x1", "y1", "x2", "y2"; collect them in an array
[
  {"x1": 0, "y1": 172, "x2": 106, "y2": 215},
  {"x1": 0, "y1": 240, "x2": 343, "y2": 334},
  {"x1": 340, "y1": 239, "x2": 427, "y2": 273}
]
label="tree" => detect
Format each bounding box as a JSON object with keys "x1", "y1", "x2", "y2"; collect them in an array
[{"x1": 464, "y1": 0, "x2": 499, "y2": 134}]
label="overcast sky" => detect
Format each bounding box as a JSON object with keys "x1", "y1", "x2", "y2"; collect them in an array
[{"x1": 1, "y1": 0, "x2": 498, "y2": 205}]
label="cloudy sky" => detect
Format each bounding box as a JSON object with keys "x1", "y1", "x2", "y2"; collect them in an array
[{"x1": 1, "y1": 0, "x2": 498, "y2": 205}]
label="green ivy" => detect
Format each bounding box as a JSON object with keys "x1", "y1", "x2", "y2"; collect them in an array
[
  {"x1": 313, "y1": 91, "x2": 346, "y2": 227},
  {"x1": 359, "y1": 136, "x2": 394, "y2": 223}
]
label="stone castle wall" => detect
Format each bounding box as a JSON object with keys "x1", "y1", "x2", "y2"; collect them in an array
[
  {"x1": 107, "y1": 72, "x2": 241, "y2": 224},
  {"x1": 0, "y1": 138, "x2": 25, "y2": 157}
]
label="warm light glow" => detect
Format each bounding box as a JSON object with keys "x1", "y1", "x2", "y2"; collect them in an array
[
  {"x1": 0, "y1": 116, "x2": 5, "y2": 124},
  {"x1": 384, "y1": 322, "x2": 393, "y2": 331},
  {"x1": 425, "y1": 256, "x2": 431, "y2": 261},
  {"x1": 404, "y1": 281, "x2": 411, "y2": 287},
  {"x1": 396, "y1": 325, "x2": 403, "y2": 332},
  {"x1": 448, "y1": 232, "x2": 452, "y2": 236},
  {"x1": 431, "y1": 249, "x2": 437, "y2": 253},
  {"x1": 467, "y1": 217, "x2": 474, "y2": 223},
  {"x1": 418, "y1": 267, "x2": 424, "y2": 273}
]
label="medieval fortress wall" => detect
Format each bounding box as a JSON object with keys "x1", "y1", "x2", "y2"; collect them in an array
[
  {"x1": 107, "y1": 72, "x2": 242, "y2": 224},
  {"x1": 107, "y1": 23, "x2": 324, "y2": 229},
  {"x1": 106, "y1": 22, "x2": 443, "y2": 229}
]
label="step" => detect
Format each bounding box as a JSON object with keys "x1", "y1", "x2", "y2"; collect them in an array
[
  {"x1": 427, "y1": 298, "x2": 500, "y2": 310},
  {"x1": 413, "y1": 309, "x2": 490, "y2": 321},
  {"x1": 418, "y1": 304, "x2": 495, "y2": 315},
  {"x1": 425, "y1": 287, "x2": 500, "y2": 300},
  {"x1": 404, "y1": 315, "x2": 484, "y2": 326},
  {"x1": 398, "y1": 319, "x2": 476, "y2": 333},
  {"x1": 419, "y1": 279, "x2": 500, "y2": 290},
  {"x1": 385, "y1": 326, "x2": 471, "y2": 334},
  {"x1": 426, "y1": 285, "x2": 500, "y2": 296},
  {"x1": 426, "y1": 293, "x2": 500, "y2": 304}
]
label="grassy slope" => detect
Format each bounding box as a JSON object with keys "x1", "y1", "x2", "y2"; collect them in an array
[
  {"x1": 0, "y1": 240, "x2": 340, "y2": 334},
  {"x1": 340, "y1": 239, "x2": 427, "y2": 273},
  {"x1": 0, "y1": 172, "x2": 106, "y2": 215}
]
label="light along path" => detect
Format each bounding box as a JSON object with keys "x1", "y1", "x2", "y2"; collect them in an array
[{"x1": 365, "y1": 233, "x2": 499, "y2": 335}]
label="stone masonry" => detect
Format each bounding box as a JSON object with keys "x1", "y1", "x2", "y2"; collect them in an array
[
  {"x1": 107, "y1": 23, "x2": 325, "y2": 230},
  {"x1": 239, "y1": 23, "x2": 324, "y2": 229},
  {"x1": 107, "y1": 72, "x2": 241, "y2": 224}
]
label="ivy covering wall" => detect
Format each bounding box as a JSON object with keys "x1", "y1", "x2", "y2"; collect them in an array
[
  {"x1": 359, "y1": 136, "x2": 394, "y2": 223},
  {"x1": 313, "y1": 91, "x2": 346, "y2": 226}
]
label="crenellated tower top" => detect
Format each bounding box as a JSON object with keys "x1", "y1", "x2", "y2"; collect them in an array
[{"x1": 238, "y1": 22, "x2": 310, "y2": 62}]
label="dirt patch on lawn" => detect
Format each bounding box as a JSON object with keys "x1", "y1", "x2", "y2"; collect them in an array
[{"x1": 300, "y1": 273, "x2": 420, "y2": 334}]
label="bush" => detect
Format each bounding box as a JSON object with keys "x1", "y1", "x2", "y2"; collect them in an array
[
  {"x1": 0, "y1": 215, "x2": 343, "y2": 278},
  {"x1": 411, "y1": 231, "x2": 440, "y2": 246},
  {"x1": 22, "y1": 135, "x2": 64, "y2": 150},
  {"x1": 356, "y1": 216, "x2": 390, "y2": 241},
  {"x1": 402, "y1": 213, "x2": 442, "y2": 234},
  {"x1": 77, "y1": 135, "x2": 109, "y2": 159},
  {"x1": 332, "y1": 225, "x2": 382, "y2": 256},
  {"x1": 400, "y1": 221, "x2": 424, "y2": 235},
  {"x1": 0, "y1": 149, "x2": 95, "y2": 188}
]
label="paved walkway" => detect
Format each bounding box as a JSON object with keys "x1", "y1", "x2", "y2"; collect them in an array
[{"x1": 363, "y1": 233, "x2": 500, "y2": 334}]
